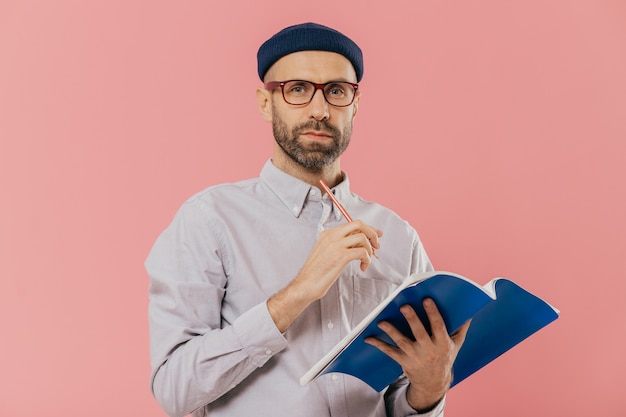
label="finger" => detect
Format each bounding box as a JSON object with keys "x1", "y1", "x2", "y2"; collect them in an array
[
  {"x1": 342, "y1": 233, "x2": 375, "y2": 256},
  {"x1": 319, "y1": 228, "x2": 374, "y2": 272},
  {"x1": 334, "y1": 221, "x2": 379, "y2": 261},
  {"x1": 364, "y1": 335, "x2": 402, "y2": 362},
  {"x1": 351, "y1": 247, "x2": 372, "y2": 272},
  {"x1": 360, "y1": 221, "x2": 382, "y2": 249},
  {"x1": 336, "y1": 233, "x2": 373, "y2": 270},
  {"x1": 364, "y1": 225, "x2": 382, "y2": 259},
  {"x1": 422, "y1": 298, "x2": 449, "y2": 342},
  {"x1": 343, "y1": 220, "x2": 382, "y2": 249},
  {"x1": 399, "y1": 304, "x2": 431, "y2": 344},
  {"x1": 374, "y1": 320, "x2": 417, "y2": 354}
]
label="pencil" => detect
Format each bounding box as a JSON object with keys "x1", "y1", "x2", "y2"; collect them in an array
[
  {"x1": 318, "y1": 179, "x2": 353, "y2": 222},
  {"x1": 318, "y1": 179, "x2": 377, "y2": 258}
]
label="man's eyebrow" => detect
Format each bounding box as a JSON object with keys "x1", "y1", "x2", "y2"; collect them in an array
[{"x1": 288, "y1": 79, "x2": 356, "y2": 83}]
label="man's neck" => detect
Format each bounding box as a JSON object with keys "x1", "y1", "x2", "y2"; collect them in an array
[{"x1": 271, "y1": 153, "x2": 343, "y2": 192}]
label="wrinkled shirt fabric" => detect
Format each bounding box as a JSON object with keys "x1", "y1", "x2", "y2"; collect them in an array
[{"x1": 146, "y1": 160, "x2": 443, "y2": 417}]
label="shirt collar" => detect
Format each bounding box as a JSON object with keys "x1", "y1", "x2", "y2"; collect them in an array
[{"x1": 260, "y1": 159, "x2": 351, "y2": 220}]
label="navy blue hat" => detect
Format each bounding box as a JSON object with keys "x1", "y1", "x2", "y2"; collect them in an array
[{"x1": 257, "y1": 22, "x2": 364, "y2": 82}]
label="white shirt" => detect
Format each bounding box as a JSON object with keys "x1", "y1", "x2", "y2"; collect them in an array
[{"x1": 146, "y1": 159, "x2": 442, "y2": 417}]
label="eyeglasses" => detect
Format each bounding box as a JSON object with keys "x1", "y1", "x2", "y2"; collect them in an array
[{"x1": 264, "y1": 80, "x2": 359, "y2": 107}]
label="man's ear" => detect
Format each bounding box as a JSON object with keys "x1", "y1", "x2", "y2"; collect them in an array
[
  {"x1": 352, "y1": 90, "x2": 361, "y2": 120},
  {"x1": 256, "y1": 87, "x2": 273, "y2": 122}
]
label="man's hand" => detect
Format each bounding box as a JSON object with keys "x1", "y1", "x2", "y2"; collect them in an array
[
  {"x1": 268, "y1": 220, "x2": 382, "y2": 333},
  {"x1": 364, "y1": 298, "x2": 470, "y2": 412},
  {"x1": 294, "y1": 219, "x2": 382, "y2": 294}
]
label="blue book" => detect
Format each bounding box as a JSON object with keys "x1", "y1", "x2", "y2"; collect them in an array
[{"x1": 300, "y1": 271, "x2": 559, "y2": 391}]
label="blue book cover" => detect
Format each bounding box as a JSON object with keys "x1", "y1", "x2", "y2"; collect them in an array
[{"x1": 300, "y1": 271, "x2": 559, "y2": 391}]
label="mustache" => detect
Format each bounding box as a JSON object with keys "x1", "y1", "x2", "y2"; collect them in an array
[{"x1": 293, "y1": 120, "x2": 341, "y2": 137}]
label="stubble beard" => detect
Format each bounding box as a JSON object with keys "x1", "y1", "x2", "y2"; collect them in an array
[{"x1": 272, "y1": 105, "x2": 352, "y2": 170}]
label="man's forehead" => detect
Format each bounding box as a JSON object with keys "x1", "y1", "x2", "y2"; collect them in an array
[{"x1": 266, "y1": 50, "x2": 357, "y2": 82}]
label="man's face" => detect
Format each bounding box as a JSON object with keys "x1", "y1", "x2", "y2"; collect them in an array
[{"x1": 265, "y1": 51, "x2": 360, "y2": 169}]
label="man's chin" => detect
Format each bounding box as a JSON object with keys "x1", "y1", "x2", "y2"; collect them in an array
[{"x1": 291, "y1": 152, "x2": 336, "y2": 169}]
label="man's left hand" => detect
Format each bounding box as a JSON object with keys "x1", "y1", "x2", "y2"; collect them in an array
[{"x1": 364, "y1": 298, "x2": 470, "y2": 412}]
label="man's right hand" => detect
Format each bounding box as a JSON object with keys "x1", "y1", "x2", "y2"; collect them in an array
[{"x1": 267, "y1": 220, "x2": 382, "y2": 333}]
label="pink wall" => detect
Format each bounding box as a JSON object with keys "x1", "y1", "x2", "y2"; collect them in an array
[{"x1": 1, "y1": 1, "x2": 624, "y2": 415}]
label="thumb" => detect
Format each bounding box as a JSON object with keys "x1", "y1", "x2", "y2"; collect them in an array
[{"x1": 451, "y1": 320, "x2": 471, "y2": 347}]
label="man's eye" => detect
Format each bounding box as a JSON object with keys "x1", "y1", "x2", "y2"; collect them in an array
[
  {"x1": 327, "y1": 85, "x2": 345, "y2": 96},
  {"x1": 287, "y1": 83, "x2": 311, "y2": 95}
]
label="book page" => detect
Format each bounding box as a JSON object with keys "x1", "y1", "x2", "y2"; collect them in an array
[{"x1": 300, "y1": 271, "x2": 494, "y2": 386}]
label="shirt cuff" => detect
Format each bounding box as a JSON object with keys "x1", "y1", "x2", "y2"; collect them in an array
[
  {"x1": 392, "y1": 383, "x2": 446, "y2": 417},
  {"x1": 414, "y1": 396, "x2": 445, "y2": 416},
  {"x1": 231, "y1": 301, "x2": 288, "y2": 368}
]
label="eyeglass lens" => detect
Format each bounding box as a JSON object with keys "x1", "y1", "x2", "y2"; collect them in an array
[{"x1": 282, "y1": 81, "x2": 356, "y2": 106}]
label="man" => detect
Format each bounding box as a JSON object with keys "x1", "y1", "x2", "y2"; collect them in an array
[{"x1": 146, "y1": 22, "x2": 469, "y2": 417}]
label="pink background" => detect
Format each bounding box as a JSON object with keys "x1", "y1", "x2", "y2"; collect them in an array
[{"x1": 1, "y1": 1, "x2": 625, "y2": 415}]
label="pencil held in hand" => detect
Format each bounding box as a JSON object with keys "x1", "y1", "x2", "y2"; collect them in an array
[{"x1": 318, "y1": 179, "x2": 378, "y2": 258}]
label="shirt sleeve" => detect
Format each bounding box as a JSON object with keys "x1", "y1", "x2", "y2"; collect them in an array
[
  {"x1": 385, "y1": 377, "x2": 446, "y2": 417},
  {"x1": 410, "y1": 232, "x2": 434, "y2": 275},
  {"x1": 146, "y1": 200, "x2": 287, "y2": 417}
]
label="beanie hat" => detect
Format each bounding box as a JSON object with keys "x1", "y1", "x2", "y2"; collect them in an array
[{"x1": 257, "y1": 22, "x2": 364, "y2": 82}]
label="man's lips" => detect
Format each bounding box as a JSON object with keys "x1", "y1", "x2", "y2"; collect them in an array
[{"x1": 301, "y1": 130, "x2": 333, "y2": 139}]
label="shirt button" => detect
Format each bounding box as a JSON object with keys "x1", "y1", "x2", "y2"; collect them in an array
[
  {"x1": 327, "y1": 321, "x2": 334, "y2": 330},
  {"x1": 310, "y1": 189, "x2": 317, "y2": 196},
  {"x1": 331, "y1": 374, "x2": 339, "y2": 382},
  {"x1": 292, "y1": 205, "x2": 299, "y2": 214},
  {"x1": 265, "y1": 349, "x2": 272, "y2": 355}
]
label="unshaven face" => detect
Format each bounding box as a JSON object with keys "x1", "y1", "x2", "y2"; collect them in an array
[{"x1": 265, "y1": 51, "x2": 360, "y2": 170}]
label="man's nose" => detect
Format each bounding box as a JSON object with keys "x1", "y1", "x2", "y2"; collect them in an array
[{"x1": 307, "y1": 88, "x2": 330, "y2": 120}]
